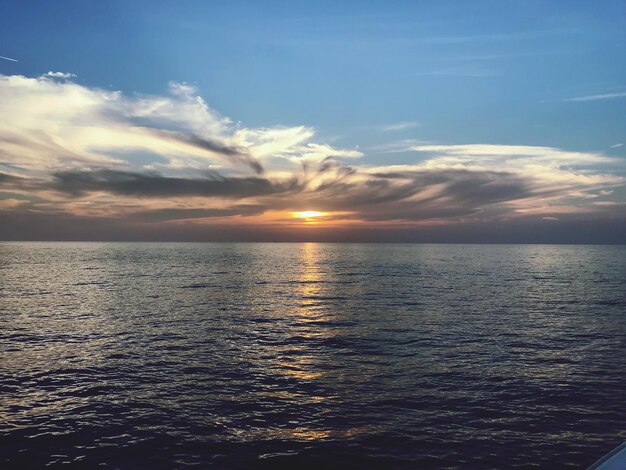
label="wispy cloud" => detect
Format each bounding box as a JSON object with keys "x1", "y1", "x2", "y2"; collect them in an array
[
  {"x1": 432, "y1": 50, "x2": 566, "y2": 62},
  {"x1": 0, "y1": 55, "x2": 18, "y2": 62},
  {"x1": 371, "y1": 139, "x2": 432, "y2": 153},
  {"x1": 414, "y1": 68, "x2": 500, "y2": 78},
  {"x1": 409, "y1": 143, "x2": 613, "y2": 162},
  {"x1": 381, "y1": 121, "x2": 421, "y2": 132},
  {"x1": 418, "y1": 29, "x2": 573, "y2": 45},
  {"x1": 563, "y1": 91, "x2": 626, "y2": 102},
  {"x1": 611, "y1": 143, "x2": 623, "y2": 148}
]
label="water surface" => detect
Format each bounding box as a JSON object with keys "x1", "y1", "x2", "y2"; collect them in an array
[{"x1": 1, "y1": 243, "x2": 625, "y2": 468}]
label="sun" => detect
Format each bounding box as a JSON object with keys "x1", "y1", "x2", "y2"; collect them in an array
[
  {"x1": 293, "y1": 211, "x2": 325, "y2": 219},
  {"x1": 288, "y1": 211, "x2": 335, "y2": 224}
]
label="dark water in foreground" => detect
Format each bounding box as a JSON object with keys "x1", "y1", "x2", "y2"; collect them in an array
[{"x1": 1, "y1": 243, "x2": 625, "y2": 469}]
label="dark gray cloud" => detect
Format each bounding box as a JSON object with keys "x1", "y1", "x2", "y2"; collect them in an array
[
  {"x1": 0, "y1": 171, "x2": 27, "y2": 188},
  {"x1": 2, "y1": 160, "x2": 624, "y2": 243},
  {"x1": 50, "y1": 169, "x2": 299, "y2": 199},
  {"x1": 41, "y1": 166, "x2": 535, "y2": 224}
]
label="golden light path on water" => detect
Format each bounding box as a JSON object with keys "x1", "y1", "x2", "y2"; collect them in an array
[{"x1": 2, "y1": 243, "x2": 625, "y2": 468}]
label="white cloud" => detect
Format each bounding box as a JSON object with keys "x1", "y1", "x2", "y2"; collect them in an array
[
  {"x1": 371, "y1": 139, "x2": 433, "y2": 153},
  {"x1": 381, "y1": 121, "x2": 421, "y2": 132},
  {"x1": 288, "y1": 143, "x2": 362, "y2": 162},
  {"x1": 0, "y1": 74, "x2": 335, "y2": 174},
  {"x1": 414, "y1": 69, "x2": 500, "y2": 77},
  {"x1": 564, "y1": 91, "x2": 626, "y2": 102},
  {"x1": 418, "y1": 30, "x2": 568, "y2": 45},
  {"x1": 44, "y1": 71, "x2": 77, "y2": 79},
  {"x1": 234, "y1": 126, "x2": 314, "y2": 159},
  {"x1": 410, "y1": 144, "x2": 613, "y2": 165}
]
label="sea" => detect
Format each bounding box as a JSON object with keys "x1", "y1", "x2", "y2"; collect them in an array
[{"x1": 1, "y1": 242, "x2": 625, "y2": 469}]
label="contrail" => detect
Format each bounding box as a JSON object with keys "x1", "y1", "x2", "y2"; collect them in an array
[{"x1": 0, "y1": 55, "x2": 18, "y2": 62}]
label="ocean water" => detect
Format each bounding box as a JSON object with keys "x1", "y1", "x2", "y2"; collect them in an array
[{"x1": 1, "y1": 242, "x2": 625, "y2": 469}]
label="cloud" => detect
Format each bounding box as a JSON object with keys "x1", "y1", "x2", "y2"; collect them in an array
[
  {"x1": 44, "y1": 71, "x2": 77, "y2": 79},
  {"x1": 295, "y1": 168, "x2": 534, "y2": 222},
  {"x1": 0, "y1": 55, "x2": 18, "y2": 62},
  {"x1": 145, "y1": 128, "x2": 264, "y2": 174},
  {"x1": 414, "y1": 69, "x2": 500, "y2": 77},
  {"x1": 0, "y1": 172, "x2": 23, "y2": 184},
  {"x1": 611, "y1": 143, "x2": 623, "y2": 148},
  {"x1": 133, "y1": 204, "x2": 268, "y2": 222},
  {"x1": 0, "y1": 74, "x2": 265, "y2": 173},
  {"x1": 371, "y1": 139, "x2": 433, "y2": 153},
  {"x1": 409, "y1": 144, "x2": 615, "y2": 167},
  {"x1": 418, "y1": 30, "x2": 571, "y2": 45},
  {"x1": 49, "y1": 169, "x2": 299, "y2": 199},
  {"x1": 432, "y1": 51, "x2": 562, "y2": 61},
  {"x1": 288, "y1": 143, "x2": 362, "y2": 163},
  {"x1": 381, "y1": 121, "x2": 421, "y2": 132},
  {"x1": 235, "y1": 126, "x2": 316, "y2": 160},
  {"x1": 0, "y1": 72, "x2": 624, "y2": 241},
  {"x1": 563, "y1": 91, "x2": 626, "y2": 102},
  {"x1": 403, "y1": 145, "x2": 623, "y2": 198},
  {"x1": 0, "y1": 171, "x2": 30, "y2": 190}
]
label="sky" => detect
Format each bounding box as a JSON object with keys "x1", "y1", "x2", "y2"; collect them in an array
[{"x1": 0, "y1": 0, "x2": 625, "y2": 242}]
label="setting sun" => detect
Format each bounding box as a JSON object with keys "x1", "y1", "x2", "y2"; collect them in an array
[{"x1": 292, "y1": 211, "x2": 326, "y2": 219}]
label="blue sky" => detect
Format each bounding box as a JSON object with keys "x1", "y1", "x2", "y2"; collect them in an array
[
  {"x1": 3, "y1": 1, "x2": 625, "y2": 153},
  {"x1": 0, "y1": 1, "x2": 625, "y2": 241}
]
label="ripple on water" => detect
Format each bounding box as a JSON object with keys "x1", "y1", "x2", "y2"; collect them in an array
[{"x1": 0, "y1": 242, "x2": 625, "y2": 468}]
